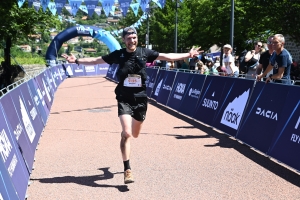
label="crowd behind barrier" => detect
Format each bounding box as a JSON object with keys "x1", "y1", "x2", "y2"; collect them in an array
[
  {"x1": 106, "y1": 65, "x2": 300, "y2": 175},
  {"x1": 0, "y1": 63, "x2": 109, "y2": 199}
]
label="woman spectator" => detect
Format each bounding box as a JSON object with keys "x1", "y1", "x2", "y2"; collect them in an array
[{"x1": 244, "y1": 41, "x2": 262, "y2": 79}]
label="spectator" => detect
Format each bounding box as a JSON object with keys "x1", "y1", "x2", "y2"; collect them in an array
[
  {"x1": 222, "y1": 44, "x2": 239, "y2": 77},
  {"x1": 196, "y1": 61, "x2": 208, "y2": 74},
  {"x1": 257, "y1": 34, "x2": 292, "y2": 85},
  {"x1": 206, "y1": 59, "x2": 218, "y2": 75},
  {"x1": 179, "y1": 60, "x2": 189, "y2": 69},
  {"x1": 244, "y1": 41, "x2": 262, "y2": 79},
  {"x1": 189, "y1": 57, "x2": 198, "y2": 70},
  {"x1": 256, "y1": 35, "x2": 274, "y2": 78},
  {"x1": 214, "y1": 56, "x2": 220, "y2": 68}
]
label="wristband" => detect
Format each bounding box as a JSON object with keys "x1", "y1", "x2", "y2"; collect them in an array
[{"x1": 75, "y1": 59, "x2": 79, "y2": 65}]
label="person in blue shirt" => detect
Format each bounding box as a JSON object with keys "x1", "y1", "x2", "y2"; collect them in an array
[{"x1": 256, "y1": 34, "x2": 292, "y2": 84}]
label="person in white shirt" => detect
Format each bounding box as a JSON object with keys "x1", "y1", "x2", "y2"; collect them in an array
[{"x1": 222, "y1": 44, "x2": 239, "y2": 77}]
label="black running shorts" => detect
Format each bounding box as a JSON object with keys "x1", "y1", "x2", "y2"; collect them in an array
[{"x1": 117, "y1": 97, "x2": 148, "y2": 121}]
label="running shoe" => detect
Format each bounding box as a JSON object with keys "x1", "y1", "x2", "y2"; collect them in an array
[{"x1": 124, "y1": 169, "x2": 134, "y2": 184}]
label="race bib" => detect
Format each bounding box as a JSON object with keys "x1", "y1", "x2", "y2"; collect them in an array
[{"x1": 123, "y1": 74, "x2": 142, "y2": 87}]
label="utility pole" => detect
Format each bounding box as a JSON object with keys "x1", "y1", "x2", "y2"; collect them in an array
[
  {"x1": 230, "y1": 0, "x2": 234, "y2": 52},
  {"x1": 174, "y1": 0, "x2": 178, "y2": 53}
]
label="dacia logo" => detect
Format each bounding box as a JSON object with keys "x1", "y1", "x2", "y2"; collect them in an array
[
  {"x1": 255, "y1": 107, "x2": 278, "y2": 120},
  {"x1": 176, "y1": 83, "x2": 186, "y2": 94},
  {"x1": 120, "y1": 53, "x2": 124, "y2": 58}
]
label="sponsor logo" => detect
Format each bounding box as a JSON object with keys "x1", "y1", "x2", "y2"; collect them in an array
[
  {"x1": 0, "y1": 129, "x2": 12, "y2": 163},
  {"x1": 14, "y1": 124, "x2": 23, "y2": 141},
  {"x1": 162, "y1": 84, "x2": 172, "y2": 91},
  {"x1": 290, "y1": 116, "x2": 300, "y2": 144},
  {"x1": 56, "y1": 3, "x2": 63, "y2": 7},
  {"x1": 154, "y1": 79, "x2": 163, "y2": 96},
  {"x1": 75, "y1": 67, "x2": 83, "y2": 73},
  {"x1": 76, "y1": 26, "x2": 92, "y2": 35},
  {"x1": 189, "y1": 88, "x2": 201, "y2": 99},
  {"x1": 202, "y1": 92, "x2": 218, "y2": 110},
  {"x1": 255, "y1": 107, "x2": 278, "y2": 120},
  {"x1": 20, "y1": 96, "x2": 36, "y2": 143},
  {"x1": 175, "y1": 83, "x2": 186, "y2": 94},
  {"x1": 87, "y1": 5, "x2": 96, "y2": 9},
  {"x1": 220, "y1": 89, "x2": 250, "y2": 130},
  {"x1": 85, "y1": 66, "x2": 95, "y2": 73},
  {"x1": 8, "y1": 154, "x2": 17, "y2": 177},
  {"x1": 120, "y1": 53, "x2": 124, "y2": 58}
]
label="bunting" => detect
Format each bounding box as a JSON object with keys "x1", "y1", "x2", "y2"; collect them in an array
[
  {"x1": 110, "y1": 5, "x2": 116, "y2": 16},
  {"x1": 159, "y1": 0, "x2": 166, "y2": 8},
  {"x1": 55, "y1": 0, "x2": 67, "y2": 15},
  {"x1": 48, "y1": 2, "x2": 57, "y2": 15},
  {"x1": 17, "y1": 0, "x2": 26, "y2": 8},
  {"x1": 102, "y1": 0, "x2": 114, "y2": 17},
  {"x1": 119, "y1": 0, "x2": 132, "y2": 17},
  {"x1": 64, "y1": 4, "x2": 72, "y2": 15},
  {"x1": 94, "y1": 6, "x2": 102, "y2": 16},
  {"x1": 69, "y1": 0, "x2": 82, "y2": 16},
  {"x1": 28, "y1": 0, "x2": 34, "y2": 8},
  {"x1": 41, "y1": 0, "x2": 50, "y2": 12},
  {"x1": 130, "y1": 3, "x2": 139, "y2": 17},
  {"x1": 33, "y1": 0, "x2": 41, "y2": 12},
  {"x1": 85, "y1": 0, "x2": 99, "y2": 17},
  {"x1": 139, "y1": 0, "x2": 149, "y2": 12},
  {"x1": 79, "y1": 5, "x2": 88, "y2": 14}
]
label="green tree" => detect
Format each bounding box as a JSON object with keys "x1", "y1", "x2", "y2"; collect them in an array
[{"x1": 0, "y1": 1, "x2": 60, "y2": 66}]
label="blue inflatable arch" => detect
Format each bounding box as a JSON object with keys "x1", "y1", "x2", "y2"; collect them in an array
[{"x1": 46, "y1": 25, "x2": 121, "y2": 66}]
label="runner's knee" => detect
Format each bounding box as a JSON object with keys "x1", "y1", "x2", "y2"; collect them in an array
[{"x1": 121, "y1": 131, "x2": 132, "y2": 138}]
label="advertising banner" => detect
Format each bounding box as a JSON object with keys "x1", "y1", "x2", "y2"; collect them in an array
[
  {"x1": 84, "y1": 65, "x2": 97, "y2": 76},
  {"x1": 155, "y1": 70, "x2": 177, "y2": 105},
  {"x1": 27, "y1": 79, "x2": 49, "y2": 125},
  {"x1": 111, "y1": 64, "x2": 119, "y2": 82},
  {"x1": 267, "y1": 86, "x2": 300, "y2": 171},
  {"x1": 177, "y1": 74, "x2": 206, "y2": 117},
  {"x1": 106, "y1": 64, "x2": 119, "y2": 81},
  {"x1": 212, "y1": 78, "x2": 255, "y2": 136},
  {"x1": 50, "y1": 66, "x2": 62, "y2": 87},
  {"x1": 151, "y1": 70, "x2": 166, "y2": 101},
  {"x1": 34, "y1": 74, "x2": 53, "y2": 110},
  {"x1": 13, "y1": 83, "x2": 44, "y2": 148},
  {"x1": 58, "y1": 65, "x2": 67, "y2": 80},
  {"x1": 72, "y1": 64, "x2": 85, "y2": 77},
  {"x1": 145, "y1": 68, "x2": 159, "y2": 97},
  {"x1": 0, "y1": 94, "x2": 35, "y2": 173},
  {"x1": 0, "y1": 103, "x2": 29, "y2": 200},
  {"x1": 0, "y1": 157, "x2": 19, "y2": 200},
  {"x1": 236, "y1": 82, "x2": 289, "y2": 154},
  {"x1": 45, "y1": 68, "x2": 58, "y2": 93},
  {"x1": 167, "y1": 72, "x2": 192, "y2": 111},
  {"x1": 192, "y1": 76, "x2": 227, "y2": 126},
  {"x1": 63, "y1": 64, "x2": 74, "y2": 77},
  {"x1": 96, "y1": 63, "x2": 109, "y2": 75}
]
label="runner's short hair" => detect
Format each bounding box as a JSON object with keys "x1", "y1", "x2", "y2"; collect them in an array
[{"x1": 122, "y1": 27, "x2": 137, "y2": 37}]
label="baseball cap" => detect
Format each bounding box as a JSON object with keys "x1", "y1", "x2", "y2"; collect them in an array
[
  {"x1": 223, "y1": 44, "x2": 232, "y2": 49},
  {"x1": 122, "y1": 27, "x2": 137, "y2": 37}
]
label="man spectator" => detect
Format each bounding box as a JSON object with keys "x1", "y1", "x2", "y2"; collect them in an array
[
  {"x1": 256, "y1": 34, "x2": 292, "y2": 84},
  {"x1": 189, "y1": 56, "x2": 198, "y2": 70},
  {"x1": 256, "y1": 35, "x2": 274, "y2": 78}
]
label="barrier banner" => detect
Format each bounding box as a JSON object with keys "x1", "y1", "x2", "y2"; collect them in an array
[
  {"x1": 0, "y1": 157, "x2": 19, "y2": 200},
  {"x1": 27, "y1": 79, "x2": 49, "y2": 125},
  {"x1": 58, "y1": 65, "x2": 67, "y2": 80},
  {"x1": 0, "y1": 103, "x2": 29, "y2": 200},
  {"x1": 1, "y1": 91, "x2": 35, "y2": 173},
  {"x1": 106, "y1": 64, "x2": 119, "y2": 81},
  {"x1": 96, "y1": 63, "x2": 109, "y2": 75},
  {"x1": 151, "y1": 70, "x2": 166, "y2": 101},
  {"x1": 145, "y1": 67, "x2": 159, "y2": 97},
  {"x1": 267, "y1": 86, "x2": 300, "y2": 171},
  {"x1": 84, "y1": 65, "x2": 97, "y2": 76},
  {"x1": 35, "y1": 73, "x2": 53, "y2": 110},
  {"x1": 106, "y1": 64, "x2": 113, "y2": 79},
  {"x1": 72, "y1": 64, "x2": 85, "y2": 77},
  {"x1": 192, "y1": 76, "x2": 227, "y2": 126},
  {"x1": 155, "y1": 70, "x2": 177, "y2": 105},
  {"x1": 50, "y1": 66, "x2": 63, "y2": 87},
  {"x1": 63, "y1": 63, "x2": 74, "y2": 77},
  {"x1": 212, "y1": 78, "x2": 254, "y2": 136},
  {"x1": 111, "y1": 64, "x2": 119, "y2": 82},
  {"x1": 15, "y1": 83, "x2": 44, "y2": 147},
  {"x1": 41, "y1": 71, "x2": 55, "y2": 103},
  {"x1": 167, "y1": 72, "x2": 192, "y2": 111},
  {"x1": 45, "y1": 69, "x2": 58, "y2": 92},
  {"x1": 236, "y1": 82, "x2": 289, "y2": 153}
]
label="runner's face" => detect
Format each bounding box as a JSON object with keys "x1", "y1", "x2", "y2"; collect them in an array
[{"x1": 123, "y1": 33, "x2": 138, "y2": 52}]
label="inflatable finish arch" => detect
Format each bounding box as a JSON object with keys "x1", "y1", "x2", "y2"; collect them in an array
[{"x1": 46, "y1": 25, "x2": 122, "y2": 66}]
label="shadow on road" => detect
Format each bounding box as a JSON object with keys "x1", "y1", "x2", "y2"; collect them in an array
[
  {"x1": 30, "y1": 167, "x2": 129, "y2": 192},
  {"x1": 148, "y1": 99, "x2": 300, "y2": 187}
]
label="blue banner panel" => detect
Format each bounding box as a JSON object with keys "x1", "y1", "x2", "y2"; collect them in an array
[
  {"x1": 72, "y1": 64, "x2": 85, "y2": 77},
  {"x1": 156, "y1": 70, "x2": 177, "y2": 105},
  {"x1": 212, "y1": 78, "x2": 255, "y2": 136},
  {"x1": 178, "y1": 74, "x2": 206, "y2": 117},
  {"x1": 58, "y1": 65, "x2": 67, "y2": 80},
  {"x1": 0, "y1": 102, "x2": 29, "y2": 200},
  {"x1": 84, "y1": 65, "x2": 97, "y2": 76},
  {"x1": 236, "y1": 82, "x2": 289, "y2": 153},
  {"x1": 192, "y1": 76, "x2": 227, "y2": 126},
  {"x1": 35, "y1": 74, "x2": 53, "y2": 111},
  {"x1": 145, "y1": 68, "x2": 159, "y2": 97},
  {"x1": 50, "y1": 66, "x2": 63, "y2": 87},
  {"x1": 106, "y1": 64, "x2": 119, "y2": 81},
  {"x1": 0, "y1": 157, "x2": 19, "y2": 200},
  {"x1": 167, "y1": 72, "x2": 192, "y2": 111},
  {"x1": 45, "y1": 68, "x2": 58, "y2": 92},
  {"x1": 267, "y1": 86, "x2": 300, "y2": 171},
  {"x1": 63, "y1": 64, "x2": 74, "y2": 77},
  {"x1": 151, "y1": 70, "x2": 166, "y2": 101},
  {"x1": 1, "y1": 91, "x2": 35, "y2": 173},
  {"x1": 96, "y1": 63, "x2": 109, "y2": 75},
  {"x1": 15, "y1": 83, "x2": 44, "y2": 148},
  {"x1": 106, "y1": 64, "x2": 113, "y2": 79},
  {"x1": 27, "y1": 79, "x2": 49, "y2": 125}
]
